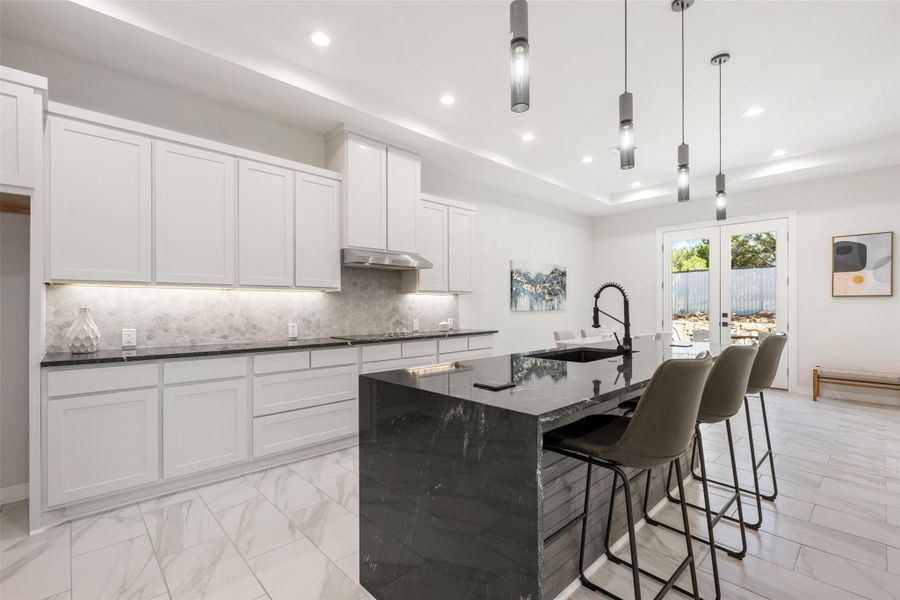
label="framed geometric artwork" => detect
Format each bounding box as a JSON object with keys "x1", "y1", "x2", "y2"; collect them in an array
[
  {"x1": 832, "y1": 231, "x2": 893, "y2": 297},
  {"x1": 510, "y1": 260, "x2": 567, "y2": 311}
]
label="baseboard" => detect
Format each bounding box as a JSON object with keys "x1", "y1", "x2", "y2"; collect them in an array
[{"x1": 0, "y1": 483, "x2": 29, "y2": 506}]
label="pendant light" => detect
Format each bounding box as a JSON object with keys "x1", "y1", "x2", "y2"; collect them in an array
[
  {"x1": 672, "y1": 0, "x2": 693, "y2": 201},
  {"x1": 711, "y1": 52, "x2": 730, "y2": 220},
  {"x1": 510, "y1": 0, "x2": 530, "y2": 113},
  {"x1": 618, "y1": 0, "x2": 634, "y2": 169}
]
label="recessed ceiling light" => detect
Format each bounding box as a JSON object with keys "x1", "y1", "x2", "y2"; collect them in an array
[
  {"x1": 581, "y1": 155, "x2": 594, "y2": 164},
  {"x1": 631, "y1": 181, "x2": 641, "y2": 187},
  {"x1": 310, "y1": 31, "x2": 331, "y2": 47},
  {"x1": 742, "y1": 106, "x2": 765, "y2": 118},
  {"x1": 771, "y1": 148, "x2": 787, "y2": 157},
  {"x1": 439, "y1": 94, "x2": 456, "y2": 106},
  {"x1": 521, "y1": 132, "x2": 535, "y2": 142}
]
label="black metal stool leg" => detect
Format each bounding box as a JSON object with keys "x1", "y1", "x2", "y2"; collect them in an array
[
  {"x1": 756, "y1": 391, "x2": 778, "y2": 500},
  {"x1": 673, "y1": 461, "x2": 701, "y2": 600}
]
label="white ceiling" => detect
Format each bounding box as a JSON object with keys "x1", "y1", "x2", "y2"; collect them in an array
[{"x1": 2, "y1": 0, "x2": 898, "y2": 216}]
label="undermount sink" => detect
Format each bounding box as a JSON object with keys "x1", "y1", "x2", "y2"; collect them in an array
[{"x1": 530, "y1": 347, "x2": 627, "y2": 363}]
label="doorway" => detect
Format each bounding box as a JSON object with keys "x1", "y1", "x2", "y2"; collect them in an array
[{"x1": 660, "y1": 216, "x2": 790, "y2": 389}]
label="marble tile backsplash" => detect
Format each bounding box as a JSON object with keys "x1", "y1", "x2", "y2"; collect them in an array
[{"x1": 45, "y1": 269, "x2": 458, "y2": 351}]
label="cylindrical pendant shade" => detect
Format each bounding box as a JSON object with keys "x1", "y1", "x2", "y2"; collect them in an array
[
  {"x1": 677, "y1": 143, "x2": 690, "y2": 202},
  {"x1": 715, "y1": 172, "x2": 727, "y2": 220},
  {"x1": 619, "y1": 92, "x2": 634, "y2": 169},
  {"x1": 510, "y1": 0, "x2": 530, "y2": 113}
]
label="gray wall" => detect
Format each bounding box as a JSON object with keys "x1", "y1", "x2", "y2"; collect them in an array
[{"x1": 1, "y1": 212, "x2": 29, "y2": 492}]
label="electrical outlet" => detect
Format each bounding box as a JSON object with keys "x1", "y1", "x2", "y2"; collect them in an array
[
  {"x1": 288, "y1": 322, "x2": 299, "y2": 339},
  {"x1": 121, "y1": 328, "x2": 137, "y2": 348},
  {"x1": 412, "y1": 318, "x2": 420, "y2": 332}
]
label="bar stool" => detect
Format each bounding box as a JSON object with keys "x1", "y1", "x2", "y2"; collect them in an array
[
  {"x1": 543, "y1": 353, "x2": 713, "y2": 600},
  {"x1": 643, "y1": 345, "x2": 758, "y2": 600},
  {"x1": 692, "y1": 333, "x2": 787, "y2": 523}
]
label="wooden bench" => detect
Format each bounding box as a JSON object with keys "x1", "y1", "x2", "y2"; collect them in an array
[{"x1": 813, "y1": 367, "x2": 900, "y2": 401}]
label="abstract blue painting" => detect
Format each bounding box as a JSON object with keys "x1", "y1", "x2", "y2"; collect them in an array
[{"x1": 510, "y1": 261, "x2": 567, "y2": 312}]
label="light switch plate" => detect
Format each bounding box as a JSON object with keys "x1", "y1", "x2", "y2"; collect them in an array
[
  {"x1": 288, "y1": 322, "x2": 299, "y2": 339},
  {"x1": 121, "y1": 328, "x2": 137, "y2": 348}
]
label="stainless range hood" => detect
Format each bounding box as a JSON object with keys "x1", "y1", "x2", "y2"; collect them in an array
[{"x1": 341, "y1": 248, "x2": 432, "y2": 271}]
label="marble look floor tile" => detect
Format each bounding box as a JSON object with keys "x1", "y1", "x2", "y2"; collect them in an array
[
  {"x1": 794, "y1": 545, "x2": 900, "y2": 600},
  {"x1": 336, "y1": 552, "x2": 360, "y2": 584},
  {"x1": 248, "y1": 538, "x2": 363, "y2": 600},
  {"x1": 325, "y1": 448, "x2": 360, "y2": 475},
  {"x1": 0, "y1": 507, "x2": 70, "y2": 600},
  {"x1": 889, "y1": 507, "x2": 900, "y2": 527},
  {"x1": 142, "y1": 497, "x2": 224, "y2": 558},
  {"x1": 0, "y1": 503, "x2": 31, "y2": 552},
  {"x1": 213, "y1": 496, "x2": 303, "y2": 560},
  {"x1": 196, "y1": 477, "x2": 261, "y2": 514},
  {"x1": 810, "y1": 505, "x2": 900, "y2": 546},
  {"x1": 244, "y1": 465, "x2": 293, "y2": 489},
  {"x1": 288, "y1": 499, "x2": 358, "y2": 562},
  {"x1": 71, "y1": 503, "x2": 147, "y2": 556},
  {"x1": 256, "y1": 470, "x2": 329, "y2": 515},
  {"x1": 161, "y1": 537, "x2": 264, "y2": 600},
  {"x1": 774, "y1": 478, "x2": 887, "y2": 522},
  {"x1": 72, "y1": 535, "x2": 167, "y2": 600},
  {"x1": 287, "y1": 456, "x2": 349, "y2": 483},
  {"x1": 888, "y1": 545, "x2": 900, "y2": 576},
  {"x1": 41, "y1": 590, "x2": 72, "y2": 600},
  {"x1": 314, "y1": 471, "x2": 360, "y2": 515},
  {"x1": 139, "y1": 490, "x2": 200, "y2": 512},
  {"x1": 820, "y1": 476, "x2": 900, "y2": 510}
]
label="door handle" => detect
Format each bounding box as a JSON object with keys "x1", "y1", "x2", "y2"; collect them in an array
[{"x1": 721, "y1": 321, "x2": 730, "y2": 327}]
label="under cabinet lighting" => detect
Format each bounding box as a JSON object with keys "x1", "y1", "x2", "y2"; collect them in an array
[{"x1": 310, "y1": 31, "x2": 331, "y2": 47}]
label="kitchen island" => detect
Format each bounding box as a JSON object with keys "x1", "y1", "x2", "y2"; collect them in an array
[{"x1": 358, "y1": 339, "x2": 715, "y2": 600}]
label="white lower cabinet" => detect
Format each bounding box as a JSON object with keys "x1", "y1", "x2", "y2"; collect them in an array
[
  {"x1": 163, "y1": 379, "x2": 249, "y2": 479},
  {"x1": 253, "y1": 365, "x2": 357, "y2": 417},
  {"x1": 254, "y1": 400, "x2": 357, "y2": 458},
  {"x1": 47, "y1": 389, "x2": 159, "y2": 507}
]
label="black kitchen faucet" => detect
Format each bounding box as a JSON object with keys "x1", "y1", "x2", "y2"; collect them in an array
[{"x1": 592, "y1": 282, "x2": 633, "y2": 356}]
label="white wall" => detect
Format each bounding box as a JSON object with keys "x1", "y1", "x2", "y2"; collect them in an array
[
  {"x1": 0, "y1": 38, "x2": 326, "y2": 166},
  {"x1": 425, "y1": 168, "x2": 595, "y2": 355},
  {"x1": 593, "y1": 166, "x2": 900, "y2": 395},
  {"x1": 1, "y1": 212, "x2": 29, "y2": 496}
]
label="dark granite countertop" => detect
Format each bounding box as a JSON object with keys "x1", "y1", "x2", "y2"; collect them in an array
[
  {"x1": 362, "y1": 338, "x2": 719, "y2": 422},
  {"x1": 40, "y1": 329, "x2": 499, "y2": 367}
]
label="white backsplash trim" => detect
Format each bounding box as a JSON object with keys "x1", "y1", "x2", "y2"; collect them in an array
[{"x1": 46, "y1": 269, "x2": 458, "y2": 351}]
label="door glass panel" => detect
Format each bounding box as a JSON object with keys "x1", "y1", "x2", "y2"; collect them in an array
[
  {"x1": 671, "y1": 238, "x2": 710, "y2": 343},
  {"x1": 729, "y1": 232, "x2": 777, "y2": 345}
]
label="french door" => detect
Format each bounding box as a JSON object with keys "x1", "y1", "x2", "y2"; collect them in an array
[{"x1": 661, "y1": 217, "x2": 789, "y2": 388}]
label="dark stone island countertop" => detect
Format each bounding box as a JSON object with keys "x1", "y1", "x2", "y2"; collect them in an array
[{"x1": 41, "y1": 329, "x2": 499, "y2": 367}]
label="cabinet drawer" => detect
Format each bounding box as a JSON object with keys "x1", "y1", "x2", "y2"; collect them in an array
[
  {"x1": 47, "y1": 363, "x2": 158, "y2": 398},
  {"x1": 468, "y1": 335, "x2": 495, "y2": 351},
  {"x1": 310, "y1": 346, "x2": 358, "y2": 368},
  {"x1": 361, "y1": 343, "x2": 401, "y2": 363},
  {"x1": 438, "y1": 337, "x2": 468, "y2": 354},
  {"x1": 402, "y1": 340, "x2": 436, "y2": 358},
  {"x1": 253, "y1": 351, "x2": 310, "y2": 375},
  {"x1": 253, "y1": 400, "x2": 358, "y2": 457},
  {"x1": 253, "y1": 365, "x2": 358, "y2": 417},
  {"x1": 439, "y1": 348, "x2": 493, "y2": 363},
  {"x1": 47, "y1": 389, "x2": 159, "y2": 507},
  {"x1": 361, "y1": 355, "x2": 436, "y2": 374},
  {"x1": 164, "y1": 356, "x2": 247, "y2": 384}
]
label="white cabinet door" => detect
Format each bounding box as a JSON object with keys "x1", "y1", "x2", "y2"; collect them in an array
[
  {"x1": 47, "y1": 389, "x2": 159, "y2": 507},
  {"x1": 49, "y1": 118, "x2": 152, "y2": 282},
  {"x1": 0, "y1": 81, "x2": 35, "y2": 188},
  {"x1": 155, "y1": 142, "x2": 235, "y2": 285},
  {"x1": 448, "y1": 207, "x2": 474, "y2": 292},
  {"x1": 295, "y1": 173, "x2": 341, "y2": 289},
  {"x1": 386, "y1": 147, "x2": 420, "y2": 253},
  {"x1": 253, "y1": 400, "x2": 357, "y2": 458},
  {"x1": 238, "y1": 160, "x2": 293, "y2": 287},
  {"x1": 344, "y1": 135, "x2": 386, "y2": 250},
  {"x1": 417, "y1": 200, "x2": 448, "y2": 292},
  {"x1": 163, "y1": 379, "x2": 249, "y2": 479}
]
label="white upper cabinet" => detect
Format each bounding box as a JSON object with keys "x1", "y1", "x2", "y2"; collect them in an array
[
  {"x1": 416, "y1": 200, "x2": 448, "y2": 291},
  {"x1": 0, "y1": 80, "x2": 36, "y2": 189},
  {"x1": 386, "y1": 147, "x2": 420, "y2": 253},
  {"x1": 238, "y1": 160, "x2": 294, "y2": 287},
  {"x1": 343, "y1": 134, "x2": 387, "y2": 250},
  {"x1": 295, "y1": 173, "x2": 341, "y2": 289},
  {"x1": 448, "y1": 206, "x2": 474, "y2": 293},
  {"x1": 155, "y1": 141, "x2": 236, "y2": 285},
  {"x1": 49, "y1": 117, "x2": 152, "y2": 283}
]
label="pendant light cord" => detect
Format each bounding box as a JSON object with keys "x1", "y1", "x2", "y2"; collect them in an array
[
  {"x1": 624, "y1": 0, "x2": 628, "y2": 92},
  {"x1": 681, "y1": 4, "x2": 685, "y2": 143},
  {"x1": 718, "y1": 61, "x2": 723, "y2": 174}
]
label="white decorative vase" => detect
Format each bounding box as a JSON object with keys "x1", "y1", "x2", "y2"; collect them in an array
[{"x1": 66, "y1": 308, "x2": 101, "y2": 353}]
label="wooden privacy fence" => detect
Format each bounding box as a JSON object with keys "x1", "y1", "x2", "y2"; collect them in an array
[{"x1": 672, "y1": 266, "x2": 776, "y2": 316}]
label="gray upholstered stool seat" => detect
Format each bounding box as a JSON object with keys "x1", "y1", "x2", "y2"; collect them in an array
[{"x1": 542, "y1": 354, "x2": 713, "y2": 600}]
